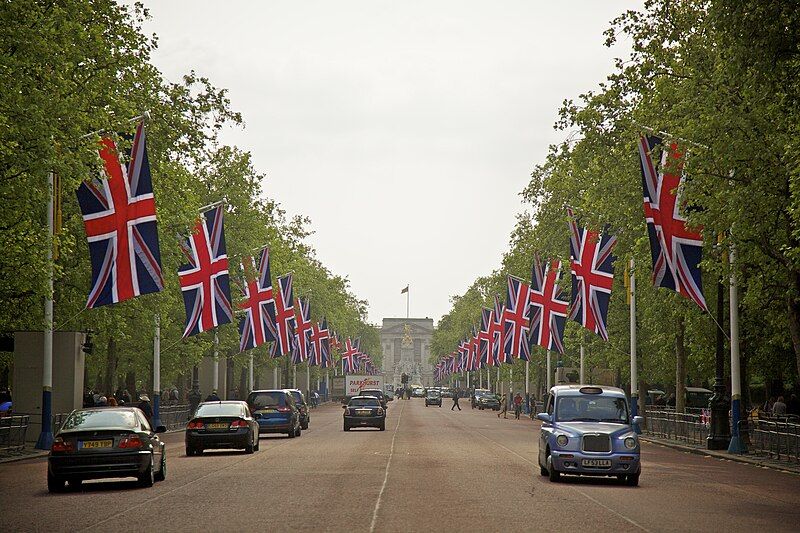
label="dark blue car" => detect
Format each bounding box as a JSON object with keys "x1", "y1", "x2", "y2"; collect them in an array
[
  {"x1": 246, "y1": 389, "x2": 302, "y2": 438},
  {"x1": 537, "y1": 385, "x2": 643, "y2": 486}
]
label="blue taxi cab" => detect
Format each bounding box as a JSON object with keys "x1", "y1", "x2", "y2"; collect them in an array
[{"x1": 536, "y1": 385, "x2": 642, "y2": 486}]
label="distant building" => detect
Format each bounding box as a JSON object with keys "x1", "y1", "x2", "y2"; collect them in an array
[{"x1": 380, "y1": 318, "x2": 434, "y2": 387}]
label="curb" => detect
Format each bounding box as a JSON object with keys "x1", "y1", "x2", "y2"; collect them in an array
[
  {"x1": 640, "y1": 436, "x2": 800, "y2": 476},
  {"x1": 0, "y1": 449, "x2": 49, "y2": 464}
]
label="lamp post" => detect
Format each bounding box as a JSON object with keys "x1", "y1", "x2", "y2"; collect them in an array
[{"x1": 708, "y1": 269, "x2": 730, "y2": 450}]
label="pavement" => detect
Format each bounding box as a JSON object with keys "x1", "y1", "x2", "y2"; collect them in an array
[{"x1": 1, "y1": 399, "x2": 799, "y2": 532}]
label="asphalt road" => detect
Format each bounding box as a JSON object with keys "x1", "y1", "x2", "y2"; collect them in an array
[{"x1": 1, "y1": 399, "x2": 799, "y2": 532}]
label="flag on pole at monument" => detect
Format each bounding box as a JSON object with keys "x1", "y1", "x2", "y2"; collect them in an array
[
  {"x1": 503, "y1": 275, "x2": 532, "y2": 361},
  {"x1": 568, "y1": 208, "x2": 617, "y2": 341},
  {"x1": 529, "y1": 255, "x2": 568, "y2": 354},
  {"x1": 401, "y1": 285, "x2": 409, "y2": 294},
  {"x1": 76, "y1": 121, "x2": 164, "y2": 308},
  {"x1": 273, "y1": 273, "x2": 296, "y2": 356},
  {"x1": 177, "y1": 205, "x2": 233, "y2": 337},
  {"x1": 238, "y1": 248, "x2": 278, "y2": 352},
  {"x1": 637, "y1": 134, "x2": 707, "y2": 311}
]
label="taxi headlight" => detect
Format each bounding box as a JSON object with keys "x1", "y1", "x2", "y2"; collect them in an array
[
  {"x1": 624, "y1": 437, "x2": 637, "y2": 449},
  {"x1": 556, "y1": 435, "x2": 569, "y2": 447}
]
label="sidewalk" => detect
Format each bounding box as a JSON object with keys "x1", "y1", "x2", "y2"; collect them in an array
[
  {"x1": 641, "y1": 435, "x2": 800, "y2": 476},
  {"x1": 0, "y1": 447, "x2": 48, "y2": 464}
]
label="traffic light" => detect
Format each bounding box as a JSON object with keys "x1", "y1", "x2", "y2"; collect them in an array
[{"x1": 401, "y1": 373, "x2": 408, "y2": 384}]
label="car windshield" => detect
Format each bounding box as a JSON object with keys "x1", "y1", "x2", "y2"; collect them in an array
[
  {"x1": 61, "y1": 410, "x2": 138, "y2": 431},
  {"x1": 349, "y1": 398, "x2": 380, "y2": 407},
  {"x1": 248, "y1": 392, "x2": 286, "y2": 408},
  {"x1": 196, "y1": 403, "x2": 243, "y2": 417},
  {"x1": 427, "y1": 391, "x2": 440, "y2": 397},
  {"x1": 556, "y1": 395, "x2": 629, "y2": 422}
]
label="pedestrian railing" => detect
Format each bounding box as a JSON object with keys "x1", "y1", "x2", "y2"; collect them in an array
[
  {"x1": 740, "y1": 418, "x2": 800, "y2": 463},
  {"x1": 158, "y1": 404, "x2": 191, "y2": 430},
  {"x1": 0, "y1": 415, "x2": 30, "y2": 453},
  {"x1": 642, "y1": 409, "x2": 707, "y2": 446}
]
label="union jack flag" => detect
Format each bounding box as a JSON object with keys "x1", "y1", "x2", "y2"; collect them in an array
[
  {"x1": 568, "y1": 208, "x2": 617, "y2": 341},
  {"x1": 342, "y1": 337, "x2": 358, "y2": 373},
  {"x1": 503, "y1": 275, "x2": 532, "y2": 360},
  {"x1": 529, "y1": 255, "x2": 568, "y2": 354},
  {"x1": 468, "y1": 326, "x2": 479, "y2": 371},
  {"x1": 638, "y1": 135, "x2": 707, "y2": 310},
  {"x1": 76, "y1": 121, "x2": 164, "y2": 308},
  {"x1": 177, "y1": 205, "x2": 233, "y2": 337},
  {"x1": 273, "y1": 273, "x2": 296, "y2": 356},
  {"x1": 478, "y1": 308, "x2": 493, "y2": 367},
  {"x1": 309, "y1": 319, "x2": 330, "y2": 367},
  {"x1": 292, "y1": 297, "x2": 314, "y2": 364},
  {"x1": 238, "y1": 248, "x2": 277, "y2": 352},
  {"x1": 490, "y1": 297, "x2": 507, "y2": 364}
]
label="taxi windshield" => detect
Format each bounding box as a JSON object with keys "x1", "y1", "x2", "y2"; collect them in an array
[{"x1": 556, "y1": 395, "x2": 628, "y2": 423}]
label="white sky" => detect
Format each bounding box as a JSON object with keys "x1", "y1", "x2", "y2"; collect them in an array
[{"x1": 138, "y1": 0, "x2": 639, "y2": 325}]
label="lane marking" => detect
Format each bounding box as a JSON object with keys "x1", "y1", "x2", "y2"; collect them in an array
[
  {"x1": 369, "y1": 399, "x2": 405, "y2": 533},
  {"x1": 433, "y1": 406, "x2": 651, "y2": 532},
  {"x1": 79, "y1": 413, "x2": 343, "y2": 532}
]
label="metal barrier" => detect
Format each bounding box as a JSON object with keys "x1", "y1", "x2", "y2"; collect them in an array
[
  {"x1": 740, "y1": 418, "x2": 800, "y2": 463},
  {"x1": 643, "y1": 409, "x2": 708, "y2": 446},
  {"x1": 159, "y1": 404, "x2": 190, "y2": 431},
  {"x1": 0, "y1": 416, "x2": 30, "y2": 453}
]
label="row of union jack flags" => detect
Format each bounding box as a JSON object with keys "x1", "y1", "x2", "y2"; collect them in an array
[
  {"x1": 75, "y1": 121, "x2": 378, "y2": 370},
  {"x1": 436, "y1": 134, "x2": 707, "y2": 381}
]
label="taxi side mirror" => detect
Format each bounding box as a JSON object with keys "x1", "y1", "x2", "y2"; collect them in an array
[
  {"x1": 536, "y1": 413, "x2": 551, "y2": 423},
  {"x1": 632, "y1": 416, "x2": 644, "y2": 427}
]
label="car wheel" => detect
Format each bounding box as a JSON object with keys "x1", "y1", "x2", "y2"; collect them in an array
[
  {"x1": 154, "y1": 451, "x2": 166, "y2": 481},
  {"x1": 343, "y1": 423, "x2": 350, "y2": 431},
  {"x1": 47, "y1": 470, "x2": 65, "y2": 493},
  {"x1": 547, "y1": 455, "x2": 560, "y2": 482},
  {"x1": 539, "y1": 464, "x2": 548, "y2": 477},
  {"x1": 254, "y1": 436, "x2": 260, "y2": 451},
  {"x1": 137, "y1": 456, "x2": 155, "y2": 488},
  {"x1": 296, "y1": 425, "x2": 302, "y2": 437},
  {"x1": 185, "y1": 446, "x2": 194, "y2": 456},
  {"x1": 245, "y1": 439, "x2": 255, "y2": 454},
  {"x1": 301, "y1": 422, "x2": 309, "y2": 430},
  {"x1": 67, "y1": 478, "x2": 83, "y2": 490},
  {"x1": 288, "y1": 428, "x2": 296, "y2": 438},
  {"x1": 626, "y1": 473, "x2": 640, "y2": 487}
]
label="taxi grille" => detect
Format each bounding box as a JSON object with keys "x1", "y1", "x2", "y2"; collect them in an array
[{"x1": 582, "y1": 434, "x2": 611, "y2": 452}]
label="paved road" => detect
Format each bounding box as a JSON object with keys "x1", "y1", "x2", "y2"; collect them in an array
[{"x1": 1, "y1": 399, "x2": 799, "y2": 532}]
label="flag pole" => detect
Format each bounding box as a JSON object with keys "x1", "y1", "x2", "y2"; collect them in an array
[
  {"x1": 212, "y1": 329, "x2": 219, "y2": 392},
  {"x1": 35, "y1": 170, "x2": 55, "y2": 450},
  {"x1": 629, "y1": 258, "x2": 640, "y2": 430},
  {"x1": 152, "y1": 315, "x2": 162, "y2": 429},
  {"x1": 728, "y1": 242, "x2": 745, "y2": 453},
  {"x1": 406, "y1": 286, "x2": 410, "y2": 319}
]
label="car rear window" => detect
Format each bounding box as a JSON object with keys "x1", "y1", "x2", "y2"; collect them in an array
[
  {"x1": 248, "y1": 392, "x2": 286, "y2": 408},
  {"x1": 290, "y1": 391, "x2": 304, "y2": 404},
  {"x1": 61, "y1": 410, "x2": 138, "y2": 431},
  {"x1": 361, "y1": 390, "x2": 382, "y2": 397},
  {"x1": 195, "y1": 403, "x2": 243, "y2": 417},
  {"x1": 349, "y1": 398, "x2": 380, "y2": 407}
]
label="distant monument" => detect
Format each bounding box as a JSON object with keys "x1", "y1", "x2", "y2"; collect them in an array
[{"x1": 380, "y1": 318, "x2": 434, "y2": 387}]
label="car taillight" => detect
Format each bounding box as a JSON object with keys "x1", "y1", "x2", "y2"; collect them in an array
[
  {"x1": 51, "y1": 437, "x2": 74, "y2": 453},
  {"x1": 118, "y1": 435, "x2": 144, "y2": 449},
  {"x1": 230, "y1": 419, "x2": 248, "y2": 428},
  {"x1": 187, "y1": 420, "x2": 205, "y2": 430},
  {"x1": 276, "y1": 406, "x2": 291, "y2": 413}
]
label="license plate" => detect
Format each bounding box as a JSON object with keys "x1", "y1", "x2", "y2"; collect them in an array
[
  {"x1": 80, "y1": 440, "x2": 112, "y2": 449},
  {"x1": 356, "y1": 409, "x2": 371, "y2": 416},
  {"x1": 261, "y1": 408, "x2": 277, "y2": 413},
  {"x1": 581, "y1": 459, "x2": 611, "y2": 468},
  {"x1": 207, "y1": 423, "x2": 228, "y2": 429}
]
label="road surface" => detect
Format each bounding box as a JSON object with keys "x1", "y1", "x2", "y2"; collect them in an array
[{"x1": 1, "y1": 399, "x2": 799, "y2": 532}]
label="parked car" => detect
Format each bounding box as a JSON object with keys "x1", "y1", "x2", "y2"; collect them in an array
[
  {"x1": 185, "y1": 401, "x2": 259, "y2": 455},
  {"x1": 537, "y1": 385, "x2": 642, "y2": 486},
  {"x1": 343, "y1": 396, "x2": 386, "y2": 431},
  {"x1": 425, "y1": 389, "x2": 442, "y2": 407},
  {"x1": 287, "y1": 389, "x2": 310, "y2": 429},
  {"x1": 359, "y1": 388, "x2": 388, "y2": 409},
  {"x1": 411, "y1": 387, "x2": 426, "y2": 398},
  {"x1": 477, "y1": 392, "x2": 500, "y2": 411},
  {"x1": 441, "y1": 388, "x2": 455, "y2": 398},
  {"x1": 47, "y1": 407, "x2": 166, "y2": 492},
  {"x1": 246, "y1": 389, "x2": 302, "y2": 438}
]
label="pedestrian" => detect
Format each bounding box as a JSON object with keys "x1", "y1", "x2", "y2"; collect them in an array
[
  {"x1": 205, "y1": 389, "x2": 221, "y2": 402},
  {"x1": 451, "y1": 389, "x2": 461, "y2": 411},
  {"x1": 763, "y1": 396, "x2": 775, "y2": 414},
  {"x1": 137, "y1": 394, "x2": 153, "y2": 423},
  {"x1": 773, "y1": 396, "x2": 787, "y2": 416},
  {"x1": 121, "y1": 389, "x2": 132, "y2": 405},
  {"x1": 513, "y1": 393, "x2": 523, "y2": 419},
  {"x1": 107, "y1": 395, "x2": 118, "y2": 407},
  {"x1": 497, "y1": 395, "x2": 508, "y2": 419},
  {"x1": 188, "y1": 386, "x2": 202, "y2": 419}
]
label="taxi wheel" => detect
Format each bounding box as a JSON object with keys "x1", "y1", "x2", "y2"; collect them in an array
[
  {"x1": 626, "y1": 473, "x2": 640, "y2": 487},
  {"x1": 547, "y1": 455, "x2": 560, "y2": 482},
  {"x1": 540, "y1": 465, "x2": 548, "y2": 476}
]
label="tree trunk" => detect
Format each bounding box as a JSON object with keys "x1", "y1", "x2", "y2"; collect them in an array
[
  {"x1": 103, "y1": 337, "x2": 117, "y2": 396},
  {"x1": 125, "y1": 371, "x2": 136, "y2": 399},
  {"x1": 675, "y1": 315, "x2": 687, "y2": 414},
  {"x1": 787, "y1": 271, "x2": 800, "y2": 381}
]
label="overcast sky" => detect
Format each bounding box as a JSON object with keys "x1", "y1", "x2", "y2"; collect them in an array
[{"x1": 138, "y1": 0, "x2": 639, "y2": 326}]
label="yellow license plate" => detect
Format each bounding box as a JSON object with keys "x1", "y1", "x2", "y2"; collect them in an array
[
  {"x1": 81, "y1": 440, "x2": 112, "y2": 449},
  {"x1": 207, "y1": 423, "x2": 228, "y2": 429},
  {"x1": 260, "y1": 409, "x2": 277, "y2": 413}
]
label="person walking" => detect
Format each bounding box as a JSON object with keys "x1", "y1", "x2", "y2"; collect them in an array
[
  {"x1": 773, "y1": 396, "x2": 787, "y2": 416},
  {"x1": 451, "y1": 389, "x2": 461, "y2": 411},
  {"x1": 205, "y1": 389, "x2": 221, "y2": 402},
  {"x1": 497, "y1": 394, "x2": 508, "y2": 419},
  {"x1": 137, "y1": 394, "x2": 153, "y2": 424},
  {"x1": 513, "y1": 393, "x2": 523, "y2": 420}
]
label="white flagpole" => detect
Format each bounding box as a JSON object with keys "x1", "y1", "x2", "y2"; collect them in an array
[
  {"x1": 630, "y1": 258, "x2": 639, "y2": 419},
  {"x1": 728, "y1": 243, "x2": 745, "y2": 452},
  {"x1": 35, "y1": 171, "x2": 55, "y2": 450},
  {"x1": 152, "y1": 315, "x2": 161, "y2": 428},
  {"x1": 580, "y1": 342, "x2": 585, "y2": 384},
  {"x1": 248, "y1": 353, "x2": 254, "y2": 393}
]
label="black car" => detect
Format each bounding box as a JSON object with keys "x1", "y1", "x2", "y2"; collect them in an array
[
  {"x1": 477, "y1": 393, "x2": 501, "y2": 411},
  {"x1": 247, "y1": 389, "x2": 302, "y2": 438},
  {"x1": 288, "y1": 389, "x2": 310, "y2": 430},
  {"x1": 425, "y1": 390, "x2": 442, "y2": 407},
  {"x1": 359, "y1": 388, "x2": 388, "y2": 409},
  {"x1": 185, "y1": 401, "x2": 260, "y2": 455},
  {"x1": 343, "y1": 396, "x2": 386, "y2": 431},
  {"x1": 47, "y1": 407, "x2": 166, "y2": 492}
]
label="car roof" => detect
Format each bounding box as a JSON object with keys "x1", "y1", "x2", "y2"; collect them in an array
[
  {"x1": 550, "y1": 384, "x2": 626, "y2": 397},
  {"x1": 350, "y1": 396, "x2": 380, "y2": 401},
  {"x1": 686, "y1": 387, "x2": 712, "y2": 393},
  {"x1": 198, "y1": 400, "x2": 246, "y2": 405},
  {"x1": 250, "y1": 389, "x2": 290, "y2": 394}
]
